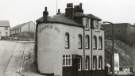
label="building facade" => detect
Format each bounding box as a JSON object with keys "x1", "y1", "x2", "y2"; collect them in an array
[
  {"x1": 36, "y1": 3, "x2": 105, "y2": 76},
  {"x1": 0, "y1": 20, "x2": 10, "y2": 39}
]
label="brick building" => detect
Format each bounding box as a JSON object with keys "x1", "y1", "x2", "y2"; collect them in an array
[{"x1": 36, "y1": 3, "x2": 105, "y2": 76}]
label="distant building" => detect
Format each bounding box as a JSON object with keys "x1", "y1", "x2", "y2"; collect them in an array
[
  {"x1": 36, "y1": 3, "x2": 105, "y2": 76},
  {"x1": 10, "y1": 21, "x2": 36, "y2": 40},
  {"x1": 102, "y1": 23, "x2": 135, "y2": 48},
  {"x1": 0, "y1": 20, "x2": 10, "y2": 39}
]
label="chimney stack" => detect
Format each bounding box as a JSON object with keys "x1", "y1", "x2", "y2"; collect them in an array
[
  {"x1": 57, "y1": 9, "x2": 61, "y2": 15},
  {"x1": 65, "y1": 3, "x2": 74, "y2": 18},
  {"x1": 43, "y1": 7, "x2": 49, "y2": 22}
]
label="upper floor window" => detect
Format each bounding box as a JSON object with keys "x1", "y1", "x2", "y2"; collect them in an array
[
  {"x1": 93, "y1": 20, "x2": 99, "y2": 28},
  {"x1": 93, "y1": 36, "x2": 97, "y2": 49},
  {"x1": 86, "y1": 18, "x2": 89, "y2": 28},
  {"x1": 85, "y1": 35, "x2": 90, "y2": 49},
  {"x1": 91, "y1": 19, "x2": 94, "y2": 29},
  {"x1": 99, "y1": 37, "x2": 103, "y2": 50},
  {"x1": 98, "y1": 56, "x2": 103, "y2": 70},
  {"x1": 65, "y1": 33, "x2": 70, "y2": 49},
  {"x1": 78, "y1": 34, "x2": 82, "y2": 49},
  {"x1": 93, "y1": 56, "x2": 97, "y2": 70}
]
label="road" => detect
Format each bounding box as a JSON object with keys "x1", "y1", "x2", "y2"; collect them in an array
[{"x1": 0, "y1": 40, "x2": 43, "y2": 76}]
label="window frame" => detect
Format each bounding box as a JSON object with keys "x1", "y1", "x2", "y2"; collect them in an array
[
  {"x1": 65, "y1": 32, "x2": 70, "y2": 49},
  {"x1": 93, "y1": 56, "x2": 97, "y2": 70},
  {"x1": 78, "y1": 34, "x2": 83, "y2": 49},
  {"x1": 98, "y1": 56, "x2": 103, "y2": 70},
  {"x1": 99, "y1": 36, "x2": 103, "y2": 50},
  {"x1": 85, "y1": 56, "x2": 90, "y2": 70},
  {"x1": 85, "y1": 35, "x2": 90, "y2": 49},
  {"x1": 93, "y1": 36, "x2": 97, "y2": 50}
]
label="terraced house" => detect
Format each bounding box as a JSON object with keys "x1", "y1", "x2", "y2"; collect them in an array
[{"x1": 36, "y1": 3, "x2": 105, "y2": 76}]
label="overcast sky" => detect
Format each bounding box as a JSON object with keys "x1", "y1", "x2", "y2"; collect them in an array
[{"x1": 0, "y1": 0, "x2": 135, "y2": 27}]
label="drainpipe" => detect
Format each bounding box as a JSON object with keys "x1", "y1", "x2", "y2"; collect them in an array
[
  {"x1": 35, "y1": 21, "x2": 39, "y2": 72},
  {"x1": 83, "y1": 27, "x2": 86, "y2": 71},
  {"x1": 90, "y1": 19, "x2": 93, "y2": 75}
]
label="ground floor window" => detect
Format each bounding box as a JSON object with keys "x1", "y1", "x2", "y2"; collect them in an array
[
  {"x1": 98, "y1": 56, "x2": 103, "y2": 70},
  {"x1": 85, "y1": 56, "x2": 90, "y2": 70},
  {"x1": 78, "y1": 57, "x2": 82, "y2": 71},
  {"x1": 63, "y1": 55, "x2": 72, "y2": 66},
  {"x1": 93, "y1": 56, "x2": 97, "y2": 70}
]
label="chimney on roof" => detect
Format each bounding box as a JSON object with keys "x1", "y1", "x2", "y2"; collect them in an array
[
  {"x1": 43, "y1": 7, "x2": 49, "y2": 22},
  {"x1": 73, "y1": 3, "x2": 84, "y2": 24},
  {"x1": 65, "y1": 3, "x2": 74, "y2": 18},
  {"x1": 57, "y1": 9, "x2": 61, "y2": 15},
  {"x1": 74, "y1": 3, "x2": 83, "y2": 15}
]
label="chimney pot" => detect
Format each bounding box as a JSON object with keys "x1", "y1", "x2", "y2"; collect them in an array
[{"x1": 57, "y1": 9, "x2": 61, "y2": 15}]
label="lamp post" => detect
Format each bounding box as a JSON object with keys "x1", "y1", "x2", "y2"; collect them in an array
[{"x1": 103, "y1": 21, "x2": 114, "y2": 76}]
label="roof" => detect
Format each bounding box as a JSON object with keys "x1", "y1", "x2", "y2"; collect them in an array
[
  {"x1": 11, "y1": 21, "x2": 34, "y2": 30},
  {"x1": 37, "y1": 13, "x2": 101, "y2": 27},
  {"x1": 102, "y1": 23, "x2": 131, "y2": 26},
  {"x1": 37, "y1": 14, "x2": 83, "y2": 27},
  {"x1": 0, "y1": 20, "x2": 10, "y2": 27},
  {"x1": 84, "y1": 14, "x2": 101, "y2": 21}
]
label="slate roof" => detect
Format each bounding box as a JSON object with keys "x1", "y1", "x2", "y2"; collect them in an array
[
  {"x1": 0, "y1": 20, "x2": 10, "y2": 27},
  {"x1": 37, "y1": 14, "x2": 83, "y2": 27},
  {"x1": 37, "y1": 13, "x2": 101, "y2": 27},
  {"x1": 11, "y1": 21, "x2": 34, "y2": 30},
  {"x1": 84, "y1": 14, "x2": 101, "y2": 21}
]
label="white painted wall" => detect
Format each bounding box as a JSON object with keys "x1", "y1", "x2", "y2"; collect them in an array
[{"x1": 37, "y1": 23, "x2": 83, "y2": 76}]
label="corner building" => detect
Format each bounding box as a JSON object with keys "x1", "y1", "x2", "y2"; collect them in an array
[{"x1": 36, "y1": 3, "x2": 105, "y2": 76}]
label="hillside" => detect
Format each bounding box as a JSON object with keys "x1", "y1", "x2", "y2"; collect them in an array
[{"x1": 105, "y1": 40, "x2": 135, "y2": 67}]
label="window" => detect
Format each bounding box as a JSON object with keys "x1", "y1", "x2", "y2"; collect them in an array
[
  {"x1": 85, "y1": 35, "x2": 90, "y2": 49},
  {"x1": 98, "y1": 56, "x2": 103, "y2": 70},
  {"x1": 86, "y1": 18, "x2": 89, "y2": 28},
  {"x1": 93, "y1": 36, "x2": 97, "y2": 49},
  {"x1": 78, "y1": 34, "x2": 83, "y2": 49},
  {"x1": 93, "y1": 56, "x2": 97, "y2": 70},
  {"x1": 99, "y1": 37, "x2": 103, "y2": 50},
  {"x1": 85, "y1": 56, "x2": 90, "y2": 70},
  {"x1": 63, "y1": 55, "x2": 72, "y2": 66},
  {"x1": 5, "y1": 32, "x2": 8, "y2": 36},
  {"x1": 65, "y1": 33, "x2": 70, "y2": 49},
  {"x1": 91, "y1": 19, "x2": 94, "y2": 29},
  {"x1": 5, "y1": 27, "x2": 8, "y2": 30},
  {"x1": 63, "y1": 55, "x2": 65, "y2": 65},
  {"x1": 78, "y1": 57, "x2": 82, "y2": 71}
]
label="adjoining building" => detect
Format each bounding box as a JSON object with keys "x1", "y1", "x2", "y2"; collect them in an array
[
  {"x1": 36, "y1": 3, "x2": 105, "y2": 76},
  {"x1": 10, "y1": 21, "x2": 36, "y2": 40},
  {"x1": 0, "y1": 20, "x2": 10, "y2": 39}
]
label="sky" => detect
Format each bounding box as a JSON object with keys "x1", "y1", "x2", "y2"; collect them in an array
[{"x1": 0, "y1": 0, "x2": 135, "y2": 27}]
